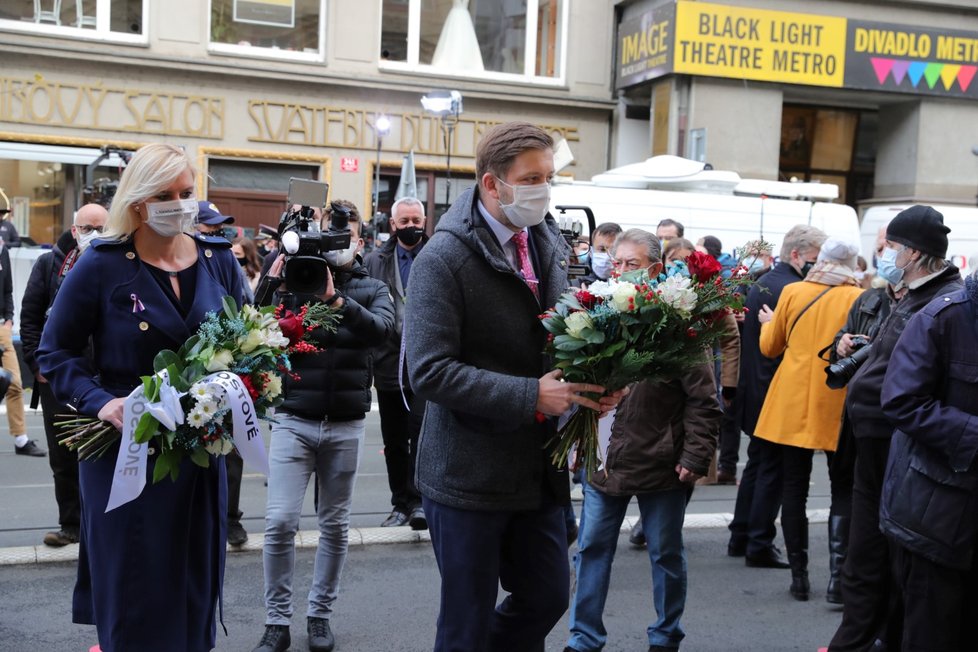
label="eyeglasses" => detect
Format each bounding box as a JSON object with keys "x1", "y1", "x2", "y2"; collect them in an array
[{"x1": 76, "y1": 225, "x2": 105, "y2": 235}]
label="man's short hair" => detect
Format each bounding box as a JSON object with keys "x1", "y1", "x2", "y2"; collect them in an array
[
  {"x1": 613, "y1": 228, "x2": 662, "y2": 264},
  {"x1": 476, "y1": 122, "x2": 554, "y2": 181},
  {"x1": 391, "y1": 196, "x2": 425, "y2": 219},
  {"x1": 592, "y1": 222, "x2": 622, "y2": 241},
  {"x1": 656, "y1": 218, "x2": 685, "y2": 237},
  {"x1": 780, "y1": 225, "x2": 827, "y2": 261}
]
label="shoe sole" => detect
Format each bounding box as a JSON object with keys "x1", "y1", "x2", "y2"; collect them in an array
[{"x1": 409, "y1": 518, "x2": 428, "y2": 531}]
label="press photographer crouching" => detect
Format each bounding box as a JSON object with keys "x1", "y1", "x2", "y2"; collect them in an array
[
  {"x1": 252, "y1": 198, "x2": 395, "y2": 652},
  {"x1": 828, "y1": 206, "x2": 962, "y2": 652}
]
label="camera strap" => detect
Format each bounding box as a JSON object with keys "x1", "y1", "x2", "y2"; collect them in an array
[
  {"x1": 785, "y1": 286, "x2": 834, "y2": 347},
  {"x1": 817, "y1": 342, "x2": 835, "y2": 363}
]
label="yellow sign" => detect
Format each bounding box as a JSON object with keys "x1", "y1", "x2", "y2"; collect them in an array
[{"x1": 673, "y1": 1, "x2": 847, "y2": 87}]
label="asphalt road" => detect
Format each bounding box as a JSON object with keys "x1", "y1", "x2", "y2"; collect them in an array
[{"x1": 0, "y1": 528, "x2": 841, "y2": 652}]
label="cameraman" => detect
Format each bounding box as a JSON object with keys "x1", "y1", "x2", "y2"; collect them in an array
[
  {"x1": 252, "y1": 200, "x2": 394, "y2": 652},
  {"x1": 828, "y1": 206, "x2": 962, "y2": 652}
]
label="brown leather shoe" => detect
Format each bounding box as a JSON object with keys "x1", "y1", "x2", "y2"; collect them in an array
[{"x1": 716, "y1": 470, "x2": 737, "y2": 485}]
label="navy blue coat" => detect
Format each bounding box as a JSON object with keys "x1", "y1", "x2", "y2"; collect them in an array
[
  {"x1": 37, "y1": 233, "x2": 243, "y2": 652},
  {"x1": 880, "y1": 286, "x2": 978, "y2": 570}
]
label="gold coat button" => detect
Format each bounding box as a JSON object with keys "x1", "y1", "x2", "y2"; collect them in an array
[
  {"x1": 139, "y1": 321, "x2": 149, "y2": 331},
  {"x1": 204, "y1": 249, "x2": 213, "y2": 258},
  {"x1": 126, "y1": 252, "x2": 136, "y2": 260}
]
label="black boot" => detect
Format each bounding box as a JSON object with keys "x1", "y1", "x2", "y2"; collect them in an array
[
  {"x1": 788, "y1": 551, "x2": 810, "y2": 601},
  {"x1": 826, "y1": 515, "x2": 849, "y2": 605}
]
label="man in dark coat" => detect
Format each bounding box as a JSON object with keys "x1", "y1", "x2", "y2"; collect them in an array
[
  {"x1": 727, "y1": 225, "x2": 826, "y2": 568},
  {"x1": 21, "y1": 203, "x2": 108, "y2": 546},
  {"x1": 405, "y1": 122, "x2": 623, "y2": 652},
  {"x1": 829, "y1": 205, "x2": 962, "y2": 652},
  {"x1": 363, "y1": 196, "x2": 429, "y2": 529},
  {"x1": 878, "y1": 273, "x2": 978, "y2": 652}
]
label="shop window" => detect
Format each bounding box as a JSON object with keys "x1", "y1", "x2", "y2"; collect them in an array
[
  {"x1": 206, "y1": 158, "x2": 321, "y2": 234},
  {"x1": 380, "y1": 0, "x2": 564, "y2": 82},
  {"x1": 0, "y1": 0, "x2": 144, "y2": 42},
  {"x1": 209, "y1": 0, "x2": 323, "y2": 60}
]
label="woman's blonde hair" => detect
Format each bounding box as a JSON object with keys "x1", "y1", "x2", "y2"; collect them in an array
[{"x1": 103, "y1": 144, "x2": 196, "y2": 240}]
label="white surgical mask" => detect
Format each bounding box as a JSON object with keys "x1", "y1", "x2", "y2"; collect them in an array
[
  {"x1": 591, "y1": 251, "x2": 614, "y2": 280},
  {"x1": 496, "y1": 177, "x2": 551, "y2": 229},
  {"x1": 145, "y1": 199, "x2": 197, "y2": 238},
  {"x1": 76, "y1": 229, "x2": 99, "y2": 253},
  {"x1": 324, "y1": 239, "x2": 358, "y2": 267}
]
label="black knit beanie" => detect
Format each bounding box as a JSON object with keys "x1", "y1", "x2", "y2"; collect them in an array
[{"x1": 886, "y1": 205, "x2": 950, "y2": 258}]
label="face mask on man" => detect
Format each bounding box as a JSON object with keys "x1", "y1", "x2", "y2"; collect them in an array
[
  {"x1": 875, "y1": 246, "x2": 908, "y2": 285},
  {"x1": 324, "y1": 239, "x2": 358, "y2": 268},
  {"x1": 800, "y1": 260, "x2": 815, "y2": 278},
  {"x1": 145, "y1": 199, "x2": 197, "y2": 238},
  {"x1": 495, "y1": 177, "x2": 551, "y2": 229},
  {"x1": 395, "y1": 226, "x2": 424, "y2": 247},
  {"x1": 745, "y1": 257, "x2": 766, "y2": 274},
  {"x1": 590, "y1": 251, "x2": 614, "y2": 280},
  {"x1": 76, "y1": 229, "x2": 101, "y2": 253}
]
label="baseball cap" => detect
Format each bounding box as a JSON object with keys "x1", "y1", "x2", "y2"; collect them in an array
[{"x1": 197, "y1": 200, "x2": 235, "y2": 226}]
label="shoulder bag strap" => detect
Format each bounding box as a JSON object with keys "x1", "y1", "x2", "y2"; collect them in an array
[{"x1": 785, "y1": 286, "x2": 834, "y2": 346}]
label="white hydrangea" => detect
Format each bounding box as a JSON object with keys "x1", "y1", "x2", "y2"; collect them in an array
[
  {"x1": 658, "y1": 274, "x2": 698, "y2": 317},
  {"x1": 564, "y1": 311, "x2": 594, "y2": 339}
]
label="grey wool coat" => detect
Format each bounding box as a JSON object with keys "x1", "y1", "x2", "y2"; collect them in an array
[{"x1": 405, "y1": 186, "x2": 574, "y2": 511}]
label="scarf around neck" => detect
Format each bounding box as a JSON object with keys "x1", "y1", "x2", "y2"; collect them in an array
[{"x1": 805, "y1": 260, "x2": 859, "y2": 287}]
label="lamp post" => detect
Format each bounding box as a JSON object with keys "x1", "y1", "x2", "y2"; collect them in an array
[
  {"x1": 971, "y1": 145, "x2": 978, "y2": 207},
  {"x1": 374, "y1": 114, "x2": 392, "y2": 219},
  {"x1": 421, "y1": 90, "x2": 463, "y2": 213}
]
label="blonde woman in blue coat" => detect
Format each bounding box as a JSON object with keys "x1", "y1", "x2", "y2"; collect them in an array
[{"x1": 37, "y1": 143, "x2": 243, "y2": 652}]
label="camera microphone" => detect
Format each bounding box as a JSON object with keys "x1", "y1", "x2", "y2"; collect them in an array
[{"x1": 282, "y1": 231, "x2": 300, "y2": 254}]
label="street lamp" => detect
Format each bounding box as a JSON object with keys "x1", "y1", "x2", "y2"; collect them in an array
[
  {"x1": 374, "y1": 114, "x2": 392, "y2": 219},
  {"x1": 421, "y1": 90, "x2": 463, "y2": 211}
]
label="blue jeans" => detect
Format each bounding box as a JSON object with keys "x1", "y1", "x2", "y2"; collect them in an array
[
  {"x1": 568, "y1": 483, "x2": 689, "y2": 651},
  {"x1": 263, "y1": 413, "x2": 364, "y2": 625}
]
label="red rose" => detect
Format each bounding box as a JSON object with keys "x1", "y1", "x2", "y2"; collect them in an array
[
  {"x1": 278, "y1": 310, "x2": 305, "y2": 347},
  {"x1": 575, "y1": 289, "x2": 597, "y2": 310},
  {"x1": 685, "y1": 251, "x2": 723, "y2": 280}
]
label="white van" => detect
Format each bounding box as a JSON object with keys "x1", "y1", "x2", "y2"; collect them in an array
[
  {"x1": 551, "y1": 156, "x2": 861, "y2": 259},
  {"x1": 860, "y1": 203, "x2": 978, "y2": 276}
]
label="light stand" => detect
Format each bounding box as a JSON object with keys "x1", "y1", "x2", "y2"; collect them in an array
[
  {"x1": 421, "y1": 90, "x2": 463, "y2": 212},
  {"x1": 373, "y1": 114, "x2": 391, "y2": 219}
]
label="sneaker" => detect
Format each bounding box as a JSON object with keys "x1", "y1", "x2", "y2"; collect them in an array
[
  {"x1": 252, "y1": 624, "x2": 290, "y2": 652},
  {"x1": 15, "y1": 440, "x2": 46, "y2": 457},
  {"x1": 409, "y1": 505, "x2": 428, "y2": 531},
  {"x1": 227, "y1": 520, "x2": 249, "y2": 547},
  {"x1": 307, "y1": 616, "x2": 335, "y2": 652},
  {"x1": 43, "y1": 527, "x2": 80, "y2": 547},
  {"x1": 380, "y1": 509, "x2": 409, "y2": 527},
  {"x1": 629, "y1": 520, "x2": 646, "y2": 547}
]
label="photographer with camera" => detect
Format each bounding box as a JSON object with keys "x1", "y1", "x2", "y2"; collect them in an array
[
  {"x1": 827, "y1": 206, "x2": 962, "y2": 652},
  {"x1": 253, "y1": 197, "x2": 394, "y2": 652}
]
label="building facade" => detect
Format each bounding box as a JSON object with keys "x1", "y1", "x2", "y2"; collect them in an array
[
  {"x1": 0, "y1": 0, "x2": 617, "y2": 244},
  {"x1": 612, "y1": 0, "x2": 978, "y2": 209}
]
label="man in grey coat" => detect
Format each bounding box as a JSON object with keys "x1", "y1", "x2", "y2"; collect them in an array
[{"x1": 405, "y1": 122, "x2": 622, "y2": 652}]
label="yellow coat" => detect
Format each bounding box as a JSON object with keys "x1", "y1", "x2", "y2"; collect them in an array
[{"x1": 755, "y1": 281, "x2": 864, "y2": 451}]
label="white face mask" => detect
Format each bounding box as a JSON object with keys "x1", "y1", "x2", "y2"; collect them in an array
[
  {"x1": 145, "y1": 199, "x2": 197, "y2": 238},
  {"x1": 324, "y1": 239, "x2": 358, "y2": 268},
  {"x1": 590, "y1": 251, "x2": 614, "y2": 280},
  {"x1": 76, "y1": 229, "x2": 99, "y2": 253},
  {"x1": 496, "y1": 177, "x2": 551, "y2": 229}
]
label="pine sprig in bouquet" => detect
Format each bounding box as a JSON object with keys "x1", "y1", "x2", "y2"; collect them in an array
[{"x1": 541, "y1": 251, "x2": 752, "y2": 478}]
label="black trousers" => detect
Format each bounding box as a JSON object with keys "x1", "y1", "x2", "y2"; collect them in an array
[
  {"x1": 779, "y1": 444, "x2": 834, "y2": 555},
  {"x1": 377, "y1": 388, "x2": 423, "y2": 512},
  {"x1": 38, "y1": 381, "x2": 81, "y2": 530},
  {"x1": 729, "y1": 435, "x2": 784, "y2": 556},
  {"x1": 829, "y1": 437, "x2": 902, "y2": 652},
  {"x1": 718, "y1": 397, "x2": 742, "y2": 476},
  {"x1": 226, "y1": 451, "x2": 243, "y2": 521},
  {"x1": 828, "y1": 413, "x2": 856, "y2": 520}
]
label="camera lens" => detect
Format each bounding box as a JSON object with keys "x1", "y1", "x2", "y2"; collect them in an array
[{"x1": 284, "y1": 257, "x2": 329, "y2": 296}]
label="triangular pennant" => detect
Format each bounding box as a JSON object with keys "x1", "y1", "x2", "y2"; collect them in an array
[
  {"x1": 958, "y1": 65, "x2": 977, "y2": 92},
  {"x1": 940, "y1": 64, "x2": 961, "y2": 90},
  {"x1": 924, "y1": 62, "x2": 944, "y2": 89},
  {"x1": 907, "y1": 61, "x2": 927, "y2": 86},
  {"x1": 871, "y1": 58, "x2": 895, "y2": 84},
  {"x1": 891, "y1": 60, "x2": 910, "y2": 85}
]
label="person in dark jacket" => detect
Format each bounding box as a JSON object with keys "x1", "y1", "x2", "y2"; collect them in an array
[
  {"x1": 727, "y1": 225, "x2": 826, "y2": 568},
  {"x1": 828, "y1": 205, "x2": 962, "y2": 652},
  {"x1": 363, "y1": 196, "x2": 429, "y2": 529},
  {"x1": 253, "y1": 200, "x2": 395, "y2": 652},
  {"x1": 877, "y1": 275, "x2": 978, "y2": 652},
  {"x1": 405, "y1": 122, "x2": 624, "y2": 652},
  {"x1": 566, "y1": 229, "x2": 722, "y2": 652},
  {"x1": 21, "y1": 203, "x2": 108, "y2": 547}
]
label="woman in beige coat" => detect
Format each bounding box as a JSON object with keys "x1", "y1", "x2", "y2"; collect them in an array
[{"x1": 754, "y1": 237, "x2": 864, "y2": 601}]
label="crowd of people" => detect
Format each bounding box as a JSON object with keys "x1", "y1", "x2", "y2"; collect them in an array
[{"x1": 5, "y1": 121, "x2": 977, "y2": 652}]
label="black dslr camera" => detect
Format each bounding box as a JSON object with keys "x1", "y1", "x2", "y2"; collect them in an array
[
  {"x1": 278, "y1": 179, "x2": 352, "y2": 295},
  {"x1": 824, "y1": 335, "x2": 872, "y2": 389}
]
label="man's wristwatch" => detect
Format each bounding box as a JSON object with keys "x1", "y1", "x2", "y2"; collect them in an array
[{"x1": 324, "y1": 291, "x2": 343, "y2": 306}]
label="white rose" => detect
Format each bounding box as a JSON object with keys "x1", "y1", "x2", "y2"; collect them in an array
[
  {"x1": 261, "y1": 326, "x2": 290, "y2": 350},
  {"x1": 611, "y1": 283, "x2": 638, "y2": 312},
  {"x1": 237, "y1": 328, "x2": 264, "y2": 354},
  {"x1": 564, "y1": 311, "x2": 594, "y2": 339},
  {"x1": 204, "y1": 349, "x2": 235, "y2": 372}
]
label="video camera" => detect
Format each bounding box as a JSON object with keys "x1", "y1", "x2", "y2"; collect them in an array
[
  {"x1": 278, "y1": 178, "x2": 352, "y2": 295},
  {"x1": 554, "y1": 205, "x2": 597, "y2": 283}
]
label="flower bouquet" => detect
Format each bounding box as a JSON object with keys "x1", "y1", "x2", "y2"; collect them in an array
[
  {"x1": 59, "y1": 297, "x2": 339, "y2": 509},
  {"x1": 541, "y1": 251, "x2": 753, "y2": 478}
]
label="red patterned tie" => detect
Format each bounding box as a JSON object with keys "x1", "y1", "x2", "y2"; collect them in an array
[{"x1": 511, "y1": 230, "x2": 539, "y2": 299}]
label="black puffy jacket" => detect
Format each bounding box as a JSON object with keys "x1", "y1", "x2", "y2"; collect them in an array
[
  {"x1": 21, "y1": 230, "x2": 75, "y2": 375},
  {"x1": 275, "y1": 261, "x2": 394, "y2": 421}
]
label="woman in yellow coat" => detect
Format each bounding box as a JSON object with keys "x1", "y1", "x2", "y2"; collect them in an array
[{"x1": 755, "y1": 237, "x2": 864, "y2": 602}]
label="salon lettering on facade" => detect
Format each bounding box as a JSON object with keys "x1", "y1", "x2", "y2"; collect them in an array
[{"x1": 617, "y1": 0, "x2": 978, "y2": 99}]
